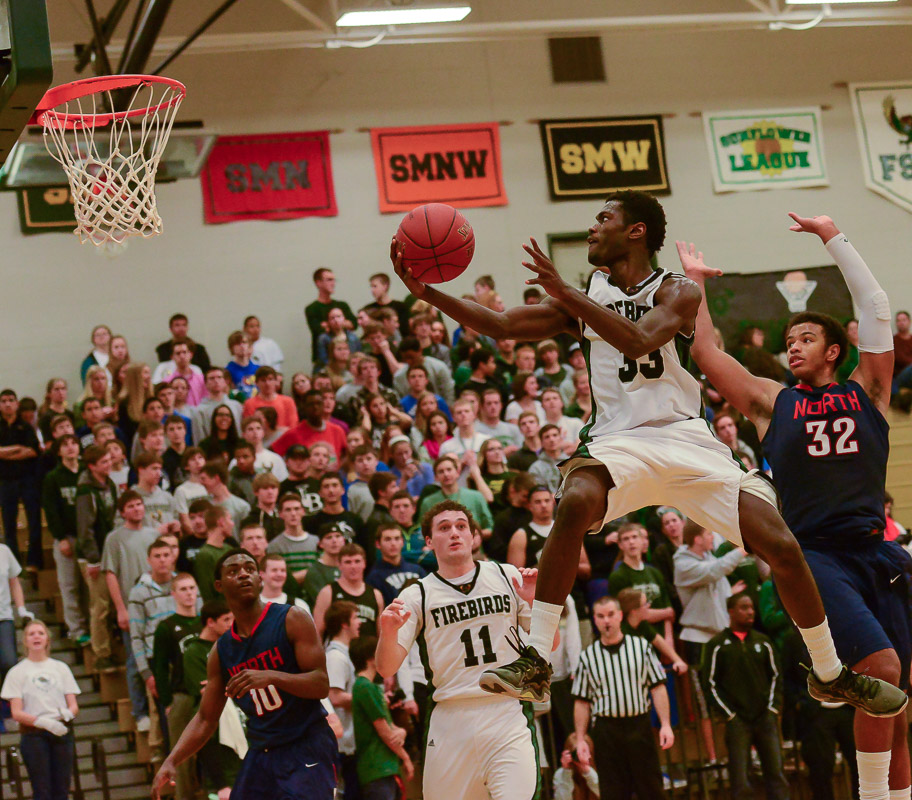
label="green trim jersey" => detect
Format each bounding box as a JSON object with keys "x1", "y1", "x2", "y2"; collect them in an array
[
  {"x1": 579, "y1": 268, "x2": 702, "y2": 445},
  {"x1": 396, "y1": 561, "x2": 532, "y2": 703}
]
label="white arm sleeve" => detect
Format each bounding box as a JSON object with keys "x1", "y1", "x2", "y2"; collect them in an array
[{"x1": 825, "y1": 234, "x2": 893, "y2": 354}]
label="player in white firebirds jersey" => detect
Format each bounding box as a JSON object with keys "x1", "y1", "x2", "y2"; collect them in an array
[
  {"x1": 390, "y1": 191, "x2": 907, "y2": 733},
  {"x1": 377, "y1": 500, "x2": 547, "y2": 800}
]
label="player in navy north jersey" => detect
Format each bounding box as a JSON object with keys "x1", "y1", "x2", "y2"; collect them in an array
[
  {"x1": 681, "y1": 213, "x2": 911, "y2": 800},
  {"x1": 152, "y1": 549, "x2": 338, "y2": 800}
]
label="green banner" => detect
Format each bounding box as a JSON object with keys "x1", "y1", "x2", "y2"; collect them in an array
[{"x1": 16, "y1": 186, "x2": 76, "y2": 235}]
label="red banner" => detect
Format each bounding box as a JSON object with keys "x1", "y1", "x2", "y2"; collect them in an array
[
  {"x1": 370, "y1": 122, "x2": 508, "y2": 213},
  {"x1": 200, "y1": 131, "x2": 337, "y2": 224}
]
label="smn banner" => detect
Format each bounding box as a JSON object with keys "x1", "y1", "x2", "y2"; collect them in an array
[
  {"x1": 200, "y1": 131, "x2": 337, "y2": 224},
  {"x1": 539, "y1": 116, "x2": 670, "y2": 201},
  {"x1": 370, "y1": 122, "x2": 507, "y2": 213},
  {"x1": 17, "y1": 186, "x2": 77, "y2": 235},
  {"x1": 703, "y1": 108, "x2": 828, "y2": 193}
]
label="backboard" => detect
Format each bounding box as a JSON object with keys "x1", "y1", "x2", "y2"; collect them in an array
[{"x1": 0, "y1": 0, "x2": 53, "y2": 168}]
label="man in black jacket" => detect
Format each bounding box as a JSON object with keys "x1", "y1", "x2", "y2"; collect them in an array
[
  {"x1": 704, "y1": 593, "x2": 789, "y2": 800},
  {"x1": 0, "y1": 389, "x2": 42, "y2": 568}
]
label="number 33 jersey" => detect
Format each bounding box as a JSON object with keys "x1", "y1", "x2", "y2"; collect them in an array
[
  {"x1": 763, "y1": 380, "x2": 888, "y2": 544},
  {"x1": 397, "y1": 561, "x2": 532, "y2": 703},
  {"x1": 580, "y1": 268, "x2": 703, "y2": 442},
  {"x1": 217, "y1": 602, "x2": 325, "y2": 749}
]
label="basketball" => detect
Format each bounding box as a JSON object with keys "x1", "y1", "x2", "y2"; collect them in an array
[{"x1": 395, "y1": 203, "x2": 475, "y2": 284}]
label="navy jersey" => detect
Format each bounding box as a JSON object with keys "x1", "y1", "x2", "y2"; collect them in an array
[
  {"x1": 763, "y1": 380, "x2": 888, "y2": 544},
  {"x1": 217, "y1": 602, "x2": 325, "y2": 749}
]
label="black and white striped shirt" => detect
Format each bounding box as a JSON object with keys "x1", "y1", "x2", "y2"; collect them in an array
[{"x1": 571, "y1": 634, "x2": 666, "y2": 718}]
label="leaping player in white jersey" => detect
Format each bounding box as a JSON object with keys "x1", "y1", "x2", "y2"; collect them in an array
[
  {"x1": 376, "y1": 499, "x2": 551, "y2": 800},
  {"x1": 389, "y1": 190, "x2": 907, "y2": 722}
]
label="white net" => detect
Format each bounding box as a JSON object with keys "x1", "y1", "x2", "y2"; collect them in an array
[{"x1": 40, "y1": 79, "x2": 183, "y2": 246}]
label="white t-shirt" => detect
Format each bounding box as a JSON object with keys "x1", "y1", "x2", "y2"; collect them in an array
[
  {"x1": 0, "y1": 545, "x2": 22, "y2": 620},
  {"x1": 252, "y1": 338, "x2": 284, "y2": 371},
  {"x1": 438, "y1": 431, "x2": 490, "y2": 487},
  {"x1": 504, "y1": 399, "x2": 546, "y2": 425},
  {"x1": 259, "y1": 592, "x2": 310, "y2": 614},
  {"x1": 325, "y1": 640, "x2": 356, "y2": 754},
  {"x1": 1, "y1": 657, "x2": 80, "y2": 721},
  {"x1": 173, "y1": 480, "x2": 210, "y2": 515},
  {"x1": 152, "y1": 361, "x2": 204, "y2": 385}
]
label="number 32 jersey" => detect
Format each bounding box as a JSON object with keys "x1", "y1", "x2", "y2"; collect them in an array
[
  {"x1": 763, "y1": 380, "x2": 888, "y2": 545},
  {"x1": 580, "y1": 268, "x2": 703, "y2": 443},
  {"x1": 397, "y1": 561, "x2": 531, "y2": 703}
]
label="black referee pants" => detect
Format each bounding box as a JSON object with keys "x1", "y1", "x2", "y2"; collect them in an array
[{"x1": 591, "y1": 714, "x2": 666, "y2": 800}]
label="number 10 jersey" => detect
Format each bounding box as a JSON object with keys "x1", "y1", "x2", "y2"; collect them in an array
[
  {"x1": 397, "y1": 561, "x2": 532, "y2": 703},
  {"x1": 580, "y1": 268, "x2": 703, "y2": 443}
]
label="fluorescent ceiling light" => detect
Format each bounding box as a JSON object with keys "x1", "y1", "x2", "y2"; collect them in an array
[
  {"x1": 336, "y1": 6, "x2": 471, "y2": 26},
  {"x1": 785, "y1": 0, "x2": 896, "y2": 4}
]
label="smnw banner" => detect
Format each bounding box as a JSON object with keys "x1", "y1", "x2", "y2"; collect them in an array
[
  {"x1": 200, "y1": 131, "x2": 337, "y2": 224},
  {"x1": 850, "y1": 81, "x2": 912, "y2": 214},
  {"x1": 702, "y1": 108, "x2": 828, "y2": 193},
  {"x1": 370, "y1": 122, "x2": 507, "y2": 213}
]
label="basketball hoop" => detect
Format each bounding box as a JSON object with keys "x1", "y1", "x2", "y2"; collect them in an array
[{"x1": 31, "y1": 74, "x2": 185, "y2": 246}]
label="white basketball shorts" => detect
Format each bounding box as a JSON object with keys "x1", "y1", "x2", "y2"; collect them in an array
[
  {"x1": 423, "y1": 696, "x2": 539, "y2": 800},
  {"x1": 557, "y1": 417, "x2": 778, "y2": 547}
]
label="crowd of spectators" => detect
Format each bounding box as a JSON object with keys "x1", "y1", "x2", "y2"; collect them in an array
[{"x1": 0, "y1": 266, "x2": 908, "y2": 799}]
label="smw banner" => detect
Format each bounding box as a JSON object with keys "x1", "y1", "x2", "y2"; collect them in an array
[
  {"x1": 200, "y1": 131, "x2": 337, "y2": 224},
  {"x1": 702, "y1": 108, "x2": 828, "y2": 193},
  {"x1": 850, "y1": 81, "x2": 912, "y2": 214},
  {"x1": 539, "y1": 116, "x2": 670, "y2": 201},
  {"x1": 370, "y1": 122, "x2": 507, "y2": 213},
  {"x1": 16, "y1": 186, "x2": 77, "y2": 235}
]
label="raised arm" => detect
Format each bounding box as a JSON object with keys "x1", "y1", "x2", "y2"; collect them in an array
[
  {"x1": 152, "y1": 645, "x2": 228, "y2": 799},
  {"x1": 376, "y1": 597, "x2": 412, "y2": 677},
  {"x1": 787, "y1": 214, "x2": 893, "y2": 416},
  {"x1": 676, "y1": 241, "x2": 783, "y2": 434},
  {"x1": 391, "y1": 239, "x2": 578, "y2": 342}
]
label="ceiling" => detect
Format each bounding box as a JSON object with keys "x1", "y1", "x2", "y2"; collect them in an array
[{"x1": 44, "y1": 0, "x2": 912, "y2": 71}]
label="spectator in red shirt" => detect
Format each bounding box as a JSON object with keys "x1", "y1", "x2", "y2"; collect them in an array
[
  {"x1": 893, "y1": 310, "x2": 912, "y2": 377},
  {"x1": 270, "y1": 389, "x2": 347, "y2": 464},
  {"x1": 242, "y1": 366, "x2": 298, "y2": 429}
]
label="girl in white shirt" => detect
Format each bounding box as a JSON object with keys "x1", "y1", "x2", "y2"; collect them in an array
[{"x1": 1, "y1": 620, "x2": 80, "y2": 800}]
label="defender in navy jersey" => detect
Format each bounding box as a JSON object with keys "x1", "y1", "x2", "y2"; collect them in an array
[
  {"x1": 152, "y1": 548, "x2": 337, "y2": 800},
  {"x1": 682, "y1": 213, "x2": 911, "y2": 800}
]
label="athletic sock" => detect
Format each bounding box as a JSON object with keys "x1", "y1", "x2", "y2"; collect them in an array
[
  {"x1": 797, "y1": 618, "x2": 842, "y2": 682},
  {"x1": 857, "y1": 751, "x2": 892, "y2": 800},
  {"x1": 889, "y1": 787, "x2": 911, "y2": 800},
  {"x1": 528, "y1": 601, "x2": 564, "y2": 664}
]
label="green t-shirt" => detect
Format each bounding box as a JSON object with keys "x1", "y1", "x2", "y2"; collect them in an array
[
  {"x1": 352, "y1": 675, "x2": 400, "y2": 785},
  {"x1": 608, "y1": 562, "x2": 671, "y2": 609},
  {"x1": 301, "y1": 560, "x2": 341, "y2": 607},
  {"x1": 194, "y1": 542, "x2": 235, "y2": 602},
  {"x1": 417, "y1": 487, "x2": 494, "y2": 531},
  {"x1": 622, "y1": 618, "x2": 659, "y2": 642},
  {"x1": 182, "y1": 636, "x2": 214, "y2": 699}
]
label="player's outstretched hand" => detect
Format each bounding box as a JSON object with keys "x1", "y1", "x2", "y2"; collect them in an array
[
  {"x1": 379, "y1": 599, "x2": 411, "y2": 635},
  {"x1": 675, "y1": 241, "x2": 722, "y2": 284},
  {"x1": 151, "y1": 761, "x2": 176, "y2": 800},
  {"x1": 390, "y1": 238, "x2": 427, "y2": 298},
  {"x1": 659, "y1": 724, "x2": 675, "y2": 750},
  {"x1": 522, "y1": 238, "x2": 568, "y2": 299},
  {"x1": 224, "y1": 669, "x2": 275, "y2": 699},
  {"x1": 787, "y1": 213, "x2": 840, "y2": 242},
  {"x1": 513, "y1": 568, "x2": 538, "y2": 607}
]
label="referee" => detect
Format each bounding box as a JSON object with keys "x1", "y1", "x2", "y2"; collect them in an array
[{"x1": 572, "y1": 596, "x2": 674, "y2": 800}]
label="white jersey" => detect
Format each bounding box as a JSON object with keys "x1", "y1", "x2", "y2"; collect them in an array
[
  {"x1": 580, "y1": 268, "x2": 702, "y2": 442},
  {"x1": 397, "y1": 560, "x2": 531, "y2": 703}
]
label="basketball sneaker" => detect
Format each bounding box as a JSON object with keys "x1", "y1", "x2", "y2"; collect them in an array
[
  {"x1": 807, "y1": 665, "x2": 908, "y2": 717},
  {"x1": 479, "y1": 627, "x2": 553, "y2": 702}
]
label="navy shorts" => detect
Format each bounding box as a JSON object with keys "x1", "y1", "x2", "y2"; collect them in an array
[
  {"x1": 233, "y1": 721, "x2": 339, "y2": 800},
  {"x1": 803, "y1": 538, "x2": 912, "y2": 690}
]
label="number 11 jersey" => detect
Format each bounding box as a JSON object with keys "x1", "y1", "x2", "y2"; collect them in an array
[
  {"x1": 580, "y1": 268, "x2": 703, "y2": 443},
  {"x1": 397, "y1": 561, "x2": 532, "y2": 703}
]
